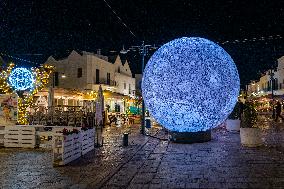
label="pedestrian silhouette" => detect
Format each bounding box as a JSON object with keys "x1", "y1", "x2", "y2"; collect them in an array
[
  {"x1": 238, "y1": 100, "x2": 244, "y2": 119},
  {"x1": 274, "y1": 101, "x2": 284, "y2": 122}
]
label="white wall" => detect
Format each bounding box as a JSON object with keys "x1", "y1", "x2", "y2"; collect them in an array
[
  {"x1": 248, "y1": 56, "x2": 284, "y2": 96},
  {"x1": 114, "y1": 73, "x2": 135, "y2": 97},
  {"x1": 45, "y1": 50, "x2": 135, "y2": 97}
]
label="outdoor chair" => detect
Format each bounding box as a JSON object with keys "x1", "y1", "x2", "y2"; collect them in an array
[
  {"x1": 53, "y1": 111, "x2": 61, "y2": 126},
  {"x1": 68, "y1": 112, "x2": 76, "y2": 126},
  {"x1": 61, "y1": 111, "x2": 69, "y2": 126},
  {"x1": 108, "y1": 115, "x2": 117, "y2": 125},
  {"x1": 32, "y1": 112, "x2": 41, "y2": 125},
  {"x1": 27, "y1": 114, "x2": 33, "y2": 125},
  {"x1": 40, "y1": 114, "x2": 47, "y2": 125},
  {"x1": 45, "y1": 112, "x2": 53, "y2": 126}
]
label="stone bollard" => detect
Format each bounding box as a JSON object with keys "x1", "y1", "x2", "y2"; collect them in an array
[{"x1": 123, "y1": 133, "x2": 128, "y2": 146}]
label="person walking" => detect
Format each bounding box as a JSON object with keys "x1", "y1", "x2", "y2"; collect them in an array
[
  {"x1": 238, "y1": 100, "x2": 244, "y2": 120},
  {"x1": 274, "y1": 101, "x2": 284, "y2": 122}
]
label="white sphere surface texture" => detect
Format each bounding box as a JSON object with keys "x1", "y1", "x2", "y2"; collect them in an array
[{"x1": 142, "y1": 37, "x2": 240, "y2": 132}]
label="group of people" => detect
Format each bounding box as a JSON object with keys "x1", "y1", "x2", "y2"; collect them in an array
[{"x1": 237, "y1": 99, "x2": 284, "y2": 122}]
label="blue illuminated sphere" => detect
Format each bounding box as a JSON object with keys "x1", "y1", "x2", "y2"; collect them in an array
[
  {"x1": 8, "y1": 68, "x2": 35, "y2": 91},
  {"x1": 142, "y1": 37, "x2": 240, "y2": 132}
]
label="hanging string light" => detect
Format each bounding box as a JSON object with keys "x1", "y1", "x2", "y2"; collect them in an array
[{"x1": 0, "y1": 63, "x2": 54, "y2": 125}]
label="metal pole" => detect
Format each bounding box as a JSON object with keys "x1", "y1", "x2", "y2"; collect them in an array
[{"x1": 141, "y1": 41, "x2": 145, "y2": 135}]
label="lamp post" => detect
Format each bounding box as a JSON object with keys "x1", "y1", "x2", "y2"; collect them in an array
[
  {"x1": 140, "y1": 41, "x2": 146, "y2": 135},
  {"x1": 137, "y1": 41, "x2": 153, "y2": 135},
  {"x1": 269, "y1": 70, "x2": 275, "y2": 119},
  {"x1": 121, "y1": 42, "x2": 156, "y2": 135}
]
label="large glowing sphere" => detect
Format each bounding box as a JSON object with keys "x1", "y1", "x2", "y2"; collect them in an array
[
  {"x1": 8, "y1": 68, "x2": 35, "y2": 91},
  {"x1": 142, "y1": 37, "x2": 240, "y2": 132}
]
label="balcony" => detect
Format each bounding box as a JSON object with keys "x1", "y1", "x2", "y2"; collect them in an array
[{"x1": 95, "y1": 79, "x2": 116, "y2": 86}]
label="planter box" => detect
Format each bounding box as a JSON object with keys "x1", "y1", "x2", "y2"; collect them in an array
[
  {"x1": 226, "y1": 119, "x2": 240, "y2": 132},
  {"x1": 53, "y1": 133, "x2": 82, "y2": 166},
  {"x1": 240, "y1": 128, "x2": 263, "y2": 147},
  {"x1": 81, "y1": 128, "x2": 95, "y2": 155},
  {"x1": 0, "y1": 126, "x2": 5, "y2": 146},
  {"x1": 4, "y1": 126, "x2": 36, "y2": 148}
]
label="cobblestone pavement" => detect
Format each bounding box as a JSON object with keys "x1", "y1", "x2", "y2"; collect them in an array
[{"x1": 0, "y1": 116, "x2": 284, "y2": 189}]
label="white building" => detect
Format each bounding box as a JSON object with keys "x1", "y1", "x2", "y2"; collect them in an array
[
  {"x1": 247, "y1": 56, "x2": 284, "y2": 97},
  {"x1": 44, "y1": 50, "x2": 136, "y2": 112}
]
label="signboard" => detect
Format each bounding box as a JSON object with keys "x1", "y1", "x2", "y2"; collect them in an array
[{"x1": 0, "y1": 94, "x2": 18, "y2": 125}]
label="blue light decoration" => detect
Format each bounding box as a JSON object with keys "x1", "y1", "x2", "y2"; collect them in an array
[
  {"x1": 8, "y1": 68, "x2": 35, "y2": 91},
  {"x1": 142, "y1": 37, "x2": 240, "y2": 132}
]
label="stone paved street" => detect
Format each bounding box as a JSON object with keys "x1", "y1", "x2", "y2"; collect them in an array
[{"x1": 0, "y1": 116, "x2": 284, "y2": 189}]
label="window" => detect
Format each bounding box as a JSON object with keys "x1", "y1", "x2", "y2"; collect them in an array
[
  {"x1": 118, "y1": 67, "x2": 120, "y2": 73},
  {"x1": 124, "y1": 82, "x2": 126, "y2": 89},
  {"x1": 107, "y1": 73, "x2": 110, "y2": 85},
  {"x1": 96, "y1": 69, "x2": 100, "y2": 84},
  {"x1": 129, "y1": 84, "x2": 131, "y2": 94},
  {"x1": 77, "y1": 68, "x2": 82, "y2": 78},
  {"x1": 274, "y1": 78, "x2": 278, "y2": 90},
  {"x1": 54, "y1": 72, "x2": 59, "y2": 86}
]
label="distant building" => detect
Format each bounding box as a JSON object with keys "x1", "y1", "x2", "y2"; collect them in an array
[
  {"x1": 247, "y1": 56, "x2": 284, "y2": 97},
  {"x1": 44, "y1": 50, "x2": 136, "y2": 112}
]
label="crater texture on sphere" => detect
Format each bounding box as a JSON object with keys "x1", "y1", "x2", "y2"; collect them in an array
[
  {"x1": 8, "y1": 68, "x2": 34, "y2": 91},
  {"x1": 142, "y1": 37, "x2": 240, "y2": 132}
]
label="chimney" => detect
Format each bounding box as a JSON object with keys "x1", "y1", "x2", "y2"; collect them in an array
[{"x1": 97, "y1": 49, "x2": 101, "y2": 55}]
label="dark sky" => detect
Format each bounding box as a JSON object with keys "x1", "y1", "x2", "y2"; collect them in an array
[{"x1": 0, "y1": 0, "x2": 284, "y2": 88}]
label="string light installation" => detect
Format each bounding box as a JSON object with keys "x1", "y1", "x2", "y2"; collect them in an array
[
  {"x1": 142, "y1": 37, "x2": 240, "y2": 143},
  {"x1": 8, "y1": 68, "x2": 35, "y2": 91},
  {"x1": 0, "y1": 64, "x2": 54, "y2": 124}
]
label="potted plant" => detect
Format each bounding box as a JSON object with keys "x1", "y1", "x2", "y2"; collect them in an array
[
  {"x1": 240, "y1": 101, "x2": 263, "y2": 147},
  {"x1": 226, "y1": 102, "x2": 241, "y2": 132}
]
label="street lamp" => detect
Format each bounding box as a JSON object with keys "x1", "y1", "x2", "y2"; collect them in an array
[
  {"x1": 138, "y1": 42, "x2": 156, "y2": 135},
  {"x1": 121, "y1": 42, "x2": 157, "y2": 135}
]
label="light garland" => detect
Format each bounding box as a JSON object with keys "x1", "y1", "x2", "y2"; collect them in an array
[
  {"x1": 8, "y1": 68, "x2": 35, "y2": 91},
  {"x1": 0, "y1": 63, "x2": 54, "y2": 125},
  {"x1": 0, "y1": 63, "x2": 15, "y2": 94}
]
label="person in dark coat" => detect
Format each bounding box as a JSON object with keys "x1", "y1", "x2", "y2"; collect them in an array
[
  {"x1": 238, "y1": 100, "x2": 244, "y2": 119},
  {"x1": 275, "y1": 101, "x2": 284, "y2": 122}
]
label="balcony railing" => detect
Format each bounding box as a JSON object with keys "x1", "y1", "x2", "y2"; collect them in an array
[{"x1": 95, "y1": 79, "x2": 116, "y2": 86}]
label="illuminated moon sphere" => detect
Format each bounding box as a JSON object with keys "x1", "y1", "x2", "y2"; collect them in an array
[
  {"x1": 8, "y1": 68, "x2": 35, "y2": 91},
  {"x1": 142, "y1": 37, "x2": 240, "y2": 132}
]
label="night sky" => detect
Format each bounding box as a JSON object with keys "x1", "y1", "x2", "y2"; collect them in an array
[{"x1": 0, "y1": 0, "x2": 284, "y2": 88}]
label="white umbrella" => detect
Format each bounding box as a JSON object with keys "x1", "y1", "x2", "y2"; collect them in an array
[
  {"x1": 95, "y1": 85, "x2": 103, "y2": 125},
  {"x1": 48, "y1": 86, "x2": 54, "y2": 112}
]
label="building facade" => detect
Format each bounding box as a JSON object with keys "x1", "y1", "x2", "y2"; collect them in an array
[
  {"x1": 247, "y1": 56, "x2": 284, "y2": 97},
  {"x1": 44, "y1": 50, "x2": 136, "y2": 112}
]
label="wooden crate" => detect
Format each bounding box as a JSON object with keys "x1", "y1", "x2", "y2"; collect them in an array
[
  {"x1": 4, "y1": 126, "x2": 21, "y2": 147},
  {"x1": 20, "y1": 127, "x2": 36, "y2": 148},
  {"x1": 53, "y1": 133, "x2": 82, "y2": 166},
  {"x1": 0, "y1": 126, "x2": 5, "y2": 146},
  {"x1": 4, "y1": 126, "x2": 36, "y2": 148},
  {"x1": 81, "y1": 128, "x2": 94, "y2": 155}
]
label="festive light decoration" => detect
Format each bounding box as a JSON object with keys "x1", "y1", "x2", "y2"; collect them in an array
[
  {"x1": 142, "y1": 37, "x2": 240, "y2": 132},
  {"x1": 0, "y1": 63, "x2": 15, "y2": 94},
  {"x1": 8, "y1": 68, "x2": 35, "y2": 91},
  {"x1": 0, "y1": 64, "x2": 54, "y2": 124}
]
